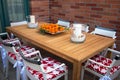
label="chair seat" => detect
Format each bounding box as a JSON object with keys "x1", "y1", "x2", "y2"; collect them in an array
[
  {"x1": 8, "y1": 46, "x2": 34, "y2": 60},
  {"x1": 27, "y1": 57, "x2": 67, "y2": 80},
  {"x1": 87, "y1": 55, "x2": 120, "y2": 75}
]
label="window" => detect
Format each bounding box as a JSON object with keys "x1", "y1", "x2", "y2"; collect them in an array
[
  {"x1": 7, "y1": 0, "x2": 26, "y2": 22},
  {"x1": 0, "y1": 0, "x2": 30, "y2": 32}
]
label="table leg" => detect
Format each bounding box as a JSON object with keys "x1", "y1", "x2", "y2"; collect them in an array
[{"x1": 72, "y1": 61, "x2": 81, "y2": 80}]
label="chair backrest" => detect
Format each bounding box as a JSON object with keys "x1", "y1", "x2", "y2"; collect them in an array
[
  {"x1": 19, "y1": 49, "x2": 42, "y2": 69},
  {"x1": 19, "y1": 50, "x2": 45, "y2": 75},
  {"x1": 10, "y1": 21, "x2": 27, "y2": 26},
  {"x1": 91, "y1": 26, "x2": 116, "y2": 39},
  {"x1": 2, "y1": 40, "x2": 21, "y2": 64},
  {"x1": 22, "y1": 54, "x2": 47, "y2": 79},
  {"x1": 22, "y1": 55, "x2": 41, "y2": 71},
  {"x1": 57, "y1": 19, "x2": 70, "y2": 28}
]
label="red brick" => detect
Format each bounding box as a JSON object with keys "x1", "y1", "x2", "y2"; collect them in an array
[
  {"x1": 106, "y1": 0, "x2": 120, "y2": 4},
  {"x1": 90, "y1": 14, "x2": 102, "y2": 18},
  {"x1": 112, "y1": 5, "x2": 120, "y2": 8},
  {"x1": 54, "y1": 5, "x2": 62, "y2": 8},
  {"x1": 91, "y1": 8, "x2": 103, "y2": 11},
  {"x1": 71, "y1": 5, "x2": 79, "y2": 9},
  {"x1": 98, "y1": 4, "x2": 111, "y2": 8},
  {"x1": 102, "y1": 15, "x2": 117, "y2": 21},
  {"x1": 58, "y1": 13, "x2": 65, "y2": 16},
  {"x1": 74, "y1": 15, "x2": 84, "y2": 19},
  {"x1": 86, "y1": 3, "x2": 97, "y2": 7},
  {"x1": 91, "y1": 0, "x2": 106, "y2": 3},
  {"x1": 109, "y1": 20, "x2": 120, "y2": 25},
  {"x1": 76, "y1": 3, "x2": 85, "y2": 6}
]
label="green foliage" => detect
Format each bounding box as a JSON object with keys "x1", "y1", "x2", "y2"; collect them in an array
[{"x1": 39, "y1": 28, "x2": 46, "y2": 34}]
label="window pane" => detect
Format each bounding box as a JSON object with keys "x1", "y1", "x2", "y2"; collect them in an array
[{"x1": 7, "y1": 0, "x2": 26, "y2": 22}]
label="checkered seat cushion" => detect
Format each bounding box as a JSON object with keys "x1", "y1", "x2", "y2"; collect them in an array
[
  {"x1": 87, "y1": 55, "x2": 120, "y2": 75},
  {"x1": 8, "y1": 46, "x2": 36, "y2": 60},
  {"x1": 2, "y1": 38, "x2": 18, "y2": 42},
  {"x1": 27, "y1": 57, "x2": 68, "y2": 80},
  {"x1": 2, "y1": 38, "x2": 20, "y2": 46},
  {"x1": 0, "y1": 38, "x2": 18, "y2": 45}
]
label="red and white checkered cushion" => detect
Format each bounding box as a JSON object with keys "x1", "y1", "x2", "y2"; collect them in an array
[
  {"x1": 27, "y1": 57, "x2": 67, "y2": 80},
  {"x1": 2, "y1": 38, "x2": 21, "y2": 47},
  {"x1": 87, "y1": 55, "x2": 120, "y2": 75},
  {"x1": 2, "y1": 38, "x2": 18, "y2": 43},
  {"x1": 3, "y1": 38, "x2": 19, "y2": 43},
  {"x1": 8, "y1": 46, "x2": 34, "y2": 60},
  {"x1": 0, "y1": 38, "x2": 18, "y2": 46}
]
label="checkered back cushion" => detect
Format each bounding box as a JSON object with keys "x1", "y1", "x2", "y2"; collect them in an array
[
  {"x1": 87, "y1": 55, "x2": 120, "y2": 75},
  {"x1": 27, "y1": 57, "x2": 67, "y2": 80}
]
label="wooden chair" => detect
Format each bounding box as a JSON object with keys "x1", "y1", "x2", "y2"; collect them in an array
[
  {"x1": 57, "y1": 19, "x2": 70, "y2": 28},
  {"x1": 81, "y1": 48, "x2": 120, "y2": 80},
  {"x1": 19, "y1": 49, "x2": 68, "y2": 80}
]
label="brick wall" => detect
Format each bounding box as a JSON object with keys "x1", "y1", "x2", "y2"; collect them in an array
[
  {"x1": 30, "y1": 0, "x2": 50, "y2": 22},
  {"x1": 49, "y1": 0, "x2": 120, "y2": 50},
  {"x1": 30, "y1": 0, "x2": 120, "y2": 50}
]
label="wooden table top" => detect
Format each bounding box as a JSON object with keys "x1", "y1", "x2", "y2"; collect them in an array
[{"x1": 6, "y1": 23, "x2": 115, "y2": 63}]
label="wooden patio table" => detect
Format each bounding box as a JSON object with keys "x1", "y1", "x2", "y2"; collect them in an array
[{"x1": 6, "y1": 22, "x2": 115, "y2": 80}]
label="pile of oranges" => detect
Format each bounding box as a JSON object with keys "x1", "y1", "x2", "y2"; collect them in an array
[{"x1": 40, "y1": 23, "x2": 65, "y2": 34}]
